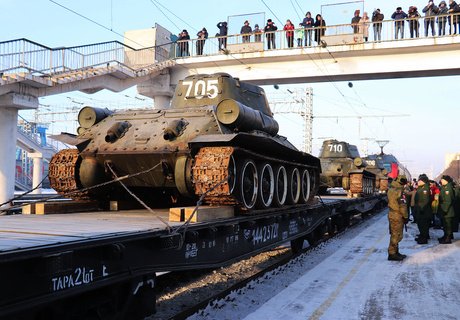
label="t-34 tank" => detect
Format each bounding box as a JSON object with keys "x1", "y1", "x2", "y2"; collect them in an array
[
  {"x1": 363, "y1": 156, "x2": 389, "y2": 193},
  {"x1": 49, "y1": 73, "x2": 320, "y2": 210},
  {"x1": 318, "y1": 139, "x2": 375, "y2": 196}
]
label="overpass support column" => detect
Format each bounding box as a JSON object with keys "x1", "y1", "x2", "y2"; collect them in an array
[
  {"x1": 0, "y1": 93, "x2": 38, "y2": 210},
  {"x1": 137, "y1": 72, "x2": 175, "y2": 109},
  {"x1": 30, "y1": 154, "x2": 43, "y2": 195}
]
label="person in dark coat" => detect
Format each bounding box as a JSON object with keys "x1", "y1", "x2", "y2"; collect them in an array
[
  {"x1": 254, "y1": 24, "x2": 262, "y2": 42},
  {"x1": 240, "y1": 20, "x2": 252, "y2": 43},
  {"x1": 302, "y1": 11, "x2": 315, "y2": 46},
  {"x1": 217, "y1": 21, "x2": 228, "y2": 50},
  {"x1": 264, "y1": 19, "x2": 278, "y2": 49},
  {"x1": 438, "y1": 1, "x2": 449, "y2": 36},
  {"x1": 448, "y1": 0, "x2": 460, "y2": 34},
  {"x1": 414, "y1": 174, "x2": 433, "y2": 244},
  {"x1": 422, "y1": 1, "x2": 439, "y2": 36},
  {"x1": 196, "y1": 28, "x2": 208, "y2": 56},
  {"x1": 372, "y1": 8, "x2": 384, "y2": 41},
  {"x1": 408, "y1": 6, "x2": 421, "y2": 38},
  {"x1": 177, "y1": 29, "x2": 190, "y2": 57},
  {"x1": 391, "y1": 7, "x2": 408, "y2": 39},
  {"x1": 438, "y1": 175, "x2": 456, "y2": 243},
  {"x1": 314, "y1": 14, "x2": 326, "y2": 44},
  {"x1": 351, "y1": 9, "x2": 361, "y2": 33}
]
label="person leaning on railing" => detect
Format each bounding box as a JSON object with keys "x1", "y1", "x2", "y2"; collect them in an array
[
  {"x1": 264, "y1": 19, "x2": 278, "y2": 49},
  {"x1": 422, "y1": 1, "x2": 438, "y2": 37},
  {"x1": 438, "y1": 1, "x2": 449, "y2": 36},
  {"x1": 448, "y1": 0, "x2": 460, "y2": 34},
  {"x1": 240, "y1": 20, "x2": 252, "y2": 43},
  {"x1": 408, "y1": 6, "x2": 421, "y2": 38},
  {"x1": 314, "y1": 14, "x2": 326, "y2": 44},
  {"x1": 391, "y1": 7, "x2": 408, "y2": 39},
  {"x1": 372, "y1": 8, "x2": 384, "y2": 41}
]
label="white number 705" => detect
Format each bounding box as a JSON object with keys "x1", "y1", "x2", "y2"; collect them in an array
[{"x1": 182, "y1": 79, "x2": 218, "y2": 99}]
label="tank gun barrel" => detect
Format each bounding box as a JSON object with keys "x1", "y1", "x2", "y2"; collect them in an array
[{"x1": 216, "y1": 99, "x2": 279, "y2": 136}]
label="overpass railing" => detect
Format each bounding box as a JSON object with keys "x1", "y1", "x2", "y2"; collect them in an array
[
  {"x1": 172, "y1": 12, "x2": 460, "y2": 57},
  {"x1": 1, "y1": 13, "x2": 460, "y2": 77},
  {"x1": 0, "y1": 38, "x2": 174, "y2": 76}
]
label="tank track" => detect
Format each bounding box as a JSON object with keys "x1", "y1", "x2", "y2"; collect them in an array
[
  {"x1": 349, "y1": 171, "x2": 376, "y2": 196},
  {"x1": 192, "y1": 146, "x2": 319, "y2": 209},
  {"x1": 49, "y1": 149, "x2": 88, "y2": 199}
]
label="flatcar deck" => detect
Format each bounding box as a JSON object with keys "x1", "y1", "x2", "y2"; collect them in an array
[{"x1": 0, "y1": 209, "x2": 177, "y2": 253}]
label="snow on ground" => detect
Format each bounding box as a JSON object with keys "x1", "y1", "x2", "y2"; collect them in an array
[{"x1": 189, "y1": 209, "x2": 460, "y2": 320}]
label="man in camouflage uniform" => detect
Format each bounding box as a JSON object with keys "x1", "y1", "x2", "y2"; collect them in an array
[
  {"x1": 439, "y1": 175, "x2": 456, "y2": 244},
  {"x1": 387, "y1": 175, "x2": 409, "y2": 261},
  {"x1": 414, "y1": 174, "x2": 432, "y2": 244}
]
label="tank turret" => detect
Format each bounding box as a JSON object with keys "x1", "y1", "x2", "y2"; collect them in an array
[
  {"x1": 318, "y1": 139, "x2": 375, "y2": 196},
  {"x1": 49, "y1": 73, "x2": 321, "y2": 211}
]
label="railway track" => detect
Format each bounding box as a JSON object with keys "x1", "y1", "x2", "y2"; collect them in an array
[{"x1": 151, "y1": 206, "x2": 385, "y2": 320}]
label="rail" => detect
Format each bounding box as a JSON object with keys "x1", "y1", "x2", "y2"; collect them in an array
[{"x1": 1, "y1": 13, "x2": 460, "y2": 77}]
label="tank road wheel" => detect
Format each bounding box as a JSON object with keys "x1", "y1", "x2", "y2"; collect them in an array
[
  {"x1": 287, "y1": 167, "x2": 301, "y2": 204},
  {"x1": 299, "y1": 169, "x2": 310, "y2": 204},
  {"x1": 237, "y1": 159, "x2": 258, "y2": 209},
  {"x1": 256, "y1": 163, "x2": 275, "y2": 209},
  {"x1": 273, "y1": 165, "x2": 288, "y2": 207},
  {"x1": 227, "y1": 155, "x2": 237, "y2": 194}
]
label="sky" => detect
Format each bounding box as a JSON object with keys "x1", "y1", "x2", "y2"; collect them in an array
[{"x1": 2, "y1": 0, "x2": 460, "y2": 178}]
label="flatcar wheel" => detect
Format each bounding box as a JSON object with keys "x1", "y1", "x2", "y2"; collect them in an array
[
  {"x1": 273, "y1": 165, "x2": 287, "y2": 207},
  {"x1": 238, "y1": 159, "x2": 258, "y2": 209},
  {"x1": 299, "y1": 169, "x2": 310, "y2": 204},
  {"x1": 256, "y1": 163, "x2": 274, "y2": 209},
  {"x1": 287, "y1": 167, "x2": 301, "y2": 204}
]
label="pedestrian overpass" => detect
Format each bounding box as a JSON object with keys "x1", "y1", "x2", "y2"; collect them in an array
[{"x1": 1, "y1": 16, "x2": 460, "y2": 207}]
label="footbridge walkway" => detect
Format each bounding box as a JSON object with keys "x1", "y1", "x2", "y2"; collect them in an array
[{"x1": 1, "y1": 16, "x2": 460, "y2": 207}]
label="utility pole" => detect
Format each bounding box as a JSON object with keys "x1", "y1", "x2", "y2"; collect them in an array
[{"x1": 270, "y1": 87, "x2": 313, "y2": 153}]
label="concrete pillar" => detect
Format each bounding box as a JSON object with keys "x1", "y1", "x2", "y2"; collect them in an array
[
  {"x1": 31, "y1": 155, "x2": 43, "y2": 195},
  {"x1": 0, "y1": 108, "x2": 19, "y2": 208},
  {"x1": 137, "y1": 72, "x2": 175, "y2": 109},
  {"x1": 0, "y1": 93, "x2": 38, "y2": 210}
]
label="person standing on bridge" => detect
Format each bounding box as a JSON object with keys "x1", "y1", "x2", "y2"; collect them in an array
[
  {"x1": 283, "y1": 19, "x2": 295, "y2": 48},
  {"x1": 196, "y1": 28, "x2": 208, "y2": 56},
  {"x1": 302, "y1": 12, "x2": 315, "y2": 46},
  {"x1": 254, "y1": 24, "x2": 262, "y2": 42},
  {"x1": 423, "y1": 1, "x2": 439, "y2": 36},
  {"x1": 438, "y1": 175, "x2": 455, "y2": 244},
  {"x1": 217, "y1": 21, "x2": 228, "y2": 51},
  {"x1": 391, "y1": 7, "x2": 408, "y2": 39},
  {"x1": 360, "y1": 12, "x2": 370, "y2": 41},
  {"x1": 177, "y1": 30, "x2": 190, "y2": 57},
  {"x1": 387, "y1": 175, "x2": 409, "y2": 261},
  {"x1": 414, "y1": 174, "x2": 432, "y2": 244},
  {"x1": 372, "y1": 9, "x2": 384, "y2": 41},
  {"x1": 296, "y1": 23, "x2": 305, "y2": 47},
  {"x1": 314, "y1": 14, "x2": 327, "y2": 44},
  {"x1": 448, "y1": 0, "x2": 460, "y2": 34},
  {"x1": 240, "y1": 20, "x2": 252, "y2": 43},
  {"x1": 351, "y1": 9, "x2": 361, "y2": 34},
  {"x1": 264, "y1": 19, "x2": 278, "y2": 49},
  {"x1": 408, "y1": 6, "x2": 421, "y2": 38},
  {"x1": 438, "y1": 1, "x2": 449, "y2": 35}
]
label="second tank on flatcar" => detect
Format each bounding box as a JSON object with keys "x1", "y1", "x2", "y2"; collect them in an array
[{"x1": 318, "y1": 139, "x2": 375, "y2": 196}]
